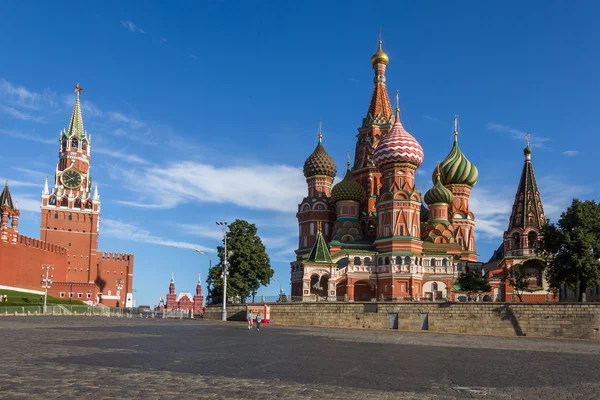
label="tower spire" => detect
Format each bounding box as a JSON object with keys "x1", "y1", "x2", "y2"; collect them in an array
[
  {"x1": 507, "y1": 143, "x2": 544, "y2": 231},
  {"x1": 66, "y1": 83, "x2": 85, "y2": 139},
  {"x1": 347, "y1": 150, "x2": 351, "y2": 171},
  {"x1": 43, "y1": 176, "x2": 49, "y2": 196},
  {"x1": 394, "y1": 89, "x2": 400, "y2": 121},
  {"x1": 318, "y1": 118, "x2": 323, "y2": 143},
  {"x1": 453, "y1": 115, "x2": 459, "y2": 142}
]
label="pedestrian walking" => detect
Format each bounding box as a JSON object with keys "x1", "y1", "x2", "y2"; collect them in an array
[
  {"x1": 247, "y1": 311, "x2": 253, "y2": 330},
  {"x1": 256, "y1": 314, "x2": 262, "y2": 331}
]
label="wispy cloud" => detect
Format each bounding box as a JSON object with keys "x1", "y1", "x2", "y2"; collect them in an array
[
  {"x1": 0, "y1": 178, "x2": 41, "y2": 188},
  {"x1": 108, "y1": 112, "x2": 146, "y2": 129},
  {"x1": 0, "y1": 128, "x2": 55, "y2": 145},
  {"x1": 118, "y1": 161, "x2": 306, "y2": 212},
  {"x1": 486, "y1": 123, "x2": 550, "y2": 148},
  {"x1": 111, "y1": 128, "x2": 156, "y2": 145},
  {"x1": 94, "y1": 147, "x2": 149, "y2": 165},
  {"x1": 423, "y1": 115, "x2": 440, "y2": 122},
  {"x1": 6, "y1": 194, "x2": 40, "y2": 212},
  {"x1": 189, "y1": 54, "x2": 199, "y2": 60},
  {"x1": 102, "y1": 219, "x2": 209, "y2": 251},
  {"x1": 0, "y1": 105, "x2": 46, "y2": 123},
  {"x1": 562, "y1": 150, "x2": 579, "y2": 157},
  {"x1": 346, "y1": 77, "x2": 359, "y2": 83},
  {"x1": 0, "y1": 78, "x2": 57, "y2": 110},
  {"x1": 120, "y1": 20, "x2": 145, "y2": 34},
  {"x1": 62, "y1": 94, "x2": 102, "y2": 117},
  {"x1": 175, "y1": 224, "x2": 225, "y2": 241},
  {"x1": 11, "y1": 167, "x2": 46, "y2": 179},
  {"x1": 160, "y1": 37, "x2": 168, "y2": 44}
]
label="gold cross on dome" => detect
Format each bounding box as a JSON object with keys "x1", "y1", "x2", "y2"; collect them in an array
[{"x1": 74, "y1": 83, "x2": 83, "y2": 94}]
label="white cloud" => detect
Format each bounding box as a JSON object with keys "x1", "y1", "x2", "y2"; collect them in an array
[
  {"x1": 0, "y1": 105, "x2": 46, "y2": 123},
  {"x1": 0, "y1": 78, "x2": 57, "y2": 110},
  {"x1": 175, "y1": 224, "x2": 225, "y2": 241},
  {"x1": 160, "y1": 37, "x2": 168, "y2": 44},
  {"x1": 0, "y1": 178, "x2": 40, "y2": 188},
  {"x1": 486, "y1": 123, "x2": 550, "y2": 148},
  {"x1": 423, "y1": 115, "x2": 440, "y2": 122},
  {"x1": 94, "y1": 147, "x2": 149, "y2": 165},
  {"x1": 119, "y1": 161, "x2": 306, "y2": 212},
  {"x1": 120, "y1": 20, "x2": 145, "y2": 34},
  {"x1": 562, "y1": 150, "x2": 579, "y2": 157},
  {"x1": 62, "y1": 94, "x2": 103, "y2": 117},
  {"x1": 108, "y1": 112, "x2": 146, "y2": 129},
  {"x1": 470, "y1": 187, "x2": 514, "y2": 241},
  {"x1": 12, "y1": 167, "x2": 46, "y2": 178},
  {"x1": 189, "y1": 54, "x2": 199, "y2": 60},
  {"x1": 101, "y1": 219, "x2": 208, "y2": 251},
  {"x1": 0, "y1": 129, "x2": 56, "y2": 145}
]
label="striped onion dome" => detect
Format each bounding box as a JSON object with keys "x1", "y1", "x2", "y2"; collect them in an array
[
  {"x1": 303, "y1": 140, "x2": 337, "y2": 178},
  {"x1": 373, "y1": 111, "x2": 424, "y2": 168},
  {"x1": 424, "y1": 170, "x2": 454, "y2": 205},
  {"x1": 434, "y1": 133, "x2": 478, "y2": 188},
  {"x1": 331, "y1": 164, "x2": 367, "y2": 203}
]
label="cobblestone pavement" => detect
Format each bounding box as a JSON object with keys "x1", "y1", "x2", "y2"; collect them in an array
[{"x1": 1, "y1": 317, "x2": 599, "y2": 399}]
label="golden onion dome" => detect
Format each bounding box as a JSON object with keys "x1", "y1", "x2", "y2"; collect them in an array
[{"x1": 371, "y1": 40, "x2": 389, "y2": 66}]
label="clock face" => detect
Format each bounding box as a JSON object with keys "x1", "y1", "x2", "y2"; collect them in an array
[{"x1": 61, "y1": 170, "x2": 82, "y2": 189}]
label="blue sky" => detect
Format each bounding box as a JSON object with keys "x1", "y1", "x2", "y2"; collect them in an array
[{"x1": 1, "y1": 1, "x2": 598, "y2": 307}]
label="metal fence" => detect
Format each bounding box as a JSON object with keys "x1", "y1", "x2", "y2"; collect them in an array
[{"x1": 1, "y1": 305, "x2": 137, "y2": 317}]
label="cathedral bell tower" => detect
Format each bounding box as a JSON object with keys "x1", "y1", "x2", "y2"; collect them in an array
[{"x1": 40, "y1": 84, "x2": 100, "y2": 284}]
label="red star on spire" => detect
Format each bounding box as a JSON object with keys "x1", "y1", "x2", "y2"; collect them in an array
[{"x1": 74, "y1": 83, "x2": 83, "y2": 94}]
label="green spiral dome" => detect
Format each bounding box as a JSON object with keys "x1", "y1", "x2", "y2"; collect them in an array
[
  {"x1": 424, "y1": 173, "x2": 454, "y2": 205},
  {"x1": 331, "y1": 166, "x2": 367, "y2": 203},
  {"x1": 434, "y1": 137, "x2": 478, "y2": 188},
  {"x1": 303, "y1": 142, "x2": 337, "y2": 178}
]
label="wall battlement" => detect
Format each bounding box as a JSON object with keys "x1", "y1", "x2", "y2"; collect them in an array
[
  {"x1": 100, "y1": 252, "x2": 133, "y2": 261},
  {"x1": 16, "y1": 234, "x2": 67, "y2": 255}
]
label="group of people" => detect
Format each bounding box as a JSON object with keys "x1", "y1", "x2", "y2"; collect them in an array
[
  {"x1": 0, "y1": 294, "x2": 8, "y2": 302},
  {"x1": 247, "y1": 311, "x2": 262, "y2": 330}
]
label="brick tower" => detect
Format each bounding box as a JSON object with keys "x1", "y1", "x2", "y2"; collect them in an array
[
  {"x1": 436, "y1": 116, "x2": 478, "y2": 261},
  {"x1": 372, "y1": 95, "x2": 424, "y2": 254},
  {"x1": 166, "y1": 272, "x2": 177, "y2": 309},
  {"x1": 1, "y1": 182, "x2": 20, "y2": 244},
  {"x1": 353, "y1": 40, "x2": 395, "y2": 241},
  {"x1": 40, "y1": 84, "x2": 100, "y2": 284},
  {"x1": 193, "y1": 273, "x2": 204, "y2": 316},
  {"x1": 296, "y1": 121, "x2": 337, "y2": 254}
]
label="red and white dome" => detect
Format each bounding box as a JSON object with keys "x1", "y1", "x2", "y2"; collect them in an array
[{"x1": 373, "y1": 113, "x2": 424, "y2": 168}]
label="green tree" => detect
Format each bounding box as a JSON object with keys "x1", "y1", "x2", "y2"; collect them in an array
[
  {"x1": 456, "y1": 268, "x2": 492, "y2": 301},
  {"x1": 206, "y1": 219, "x2": 273, "y2": 305},
  {"x1": 505, "y1": 268, "x2": 530, "y2": 302},
  {"x1": 539, "y1": 199, "x2": 600, "y2": 301}
]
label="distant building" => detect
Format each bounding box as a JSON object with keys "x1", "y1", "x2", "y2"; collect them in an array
[
  {"x1": 0, "y1": 84, "x2": 134, "y2": 307},
  {"x1": 158, "y1": 273, "x2": 204, "y2": 315}
]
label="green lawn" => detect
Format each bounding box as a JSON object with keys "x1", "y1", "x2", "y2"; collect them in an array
[{"x1": 0, "y1": 289, "x2": 85, "y2": 306}]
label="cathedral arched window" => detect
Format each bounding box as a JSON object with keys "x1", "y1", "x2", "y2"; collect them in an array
[
  {"x1": 377, "y1": 257, "x2": 383, "y2": 266},
  {"x1": 431, "y1": 259, "x2": 437, "y2": 267},
  {"x1": 528, "y1": 231, "x2": 538, "y2": 249},
  {"x1": 404, "y1": 256, "x2": 411, "y2": 265},
  {"x1": 442, "y1": 258, "x2": 448, "y2": 267},
  {"x1": 395, "y1": 256, "x2": 402, "y2": 265},
  {"x1": 71, "y1": 138, "x2": 78, "y2": 149},
  {"x1": 512, "y1": 233, "x2": 520, "y2": 249},
  {"x1": 432, "y1": 282, "x2": 438, "y2": 291},
  {"x1": 353, "y1": 257, "x2": 361, "y2": 266},
  {"x1": 385, "y1": 257, "x2": 390, "y2": 265},
  {"x1": 364, "y1": 257, "x2": 371, "y2": 266},
  {"x1": 61, "y1": 137, "x2": 68, "y2": 151}
]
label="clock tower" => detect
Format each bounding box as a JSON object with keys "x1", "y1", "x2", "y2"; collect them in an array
[{"x1": 40, "y1": 84, "x2": 100, "y2": 284}]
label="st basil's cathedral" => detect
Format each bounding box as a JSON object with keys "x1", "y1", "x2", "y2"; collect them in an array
[{"x1": 290, "y1": 40, "x2": 549, "y2": 302}]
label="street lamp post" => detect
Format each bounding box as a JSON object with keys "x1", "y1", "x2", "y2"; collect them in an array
[
  {"x1": 41, "y1": 264, "x2": 54, "y2": 314},
  {"x1": 216, "y1": 221, "x2": 228, "y2": 321},
  {"x1": 69, "y1": 280, "x2": 74, "y2": 304}
]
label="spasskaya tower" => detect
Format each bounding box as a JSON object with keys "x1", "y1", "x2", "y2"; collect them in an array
[{"x1": 40, "y1": 83, "x2": 100, "y2": 284}]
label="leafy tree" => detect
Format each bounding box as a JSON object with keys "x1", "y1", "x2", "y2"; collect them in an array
[
  {"x1": 539, "y1": 199, "x2": 600, "y2": 301},
  {"x1": 206, "y1": 219, "x2": 273, "y2": 305},
  {"x1": 505, "y1": 268, "x2": 530, "y2": 302},
  {"x1": 456, "y1": 268, "x2": 492, "y2": 301}
]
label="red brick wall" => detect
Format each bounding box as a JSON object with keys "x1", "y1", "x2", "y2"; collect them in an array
[
  {"x1": 0, "y1": 235, "x2": 68, "y2": 292},
  {"x1": 95, "y1": 253, "x2": 134, "y2": 306}
]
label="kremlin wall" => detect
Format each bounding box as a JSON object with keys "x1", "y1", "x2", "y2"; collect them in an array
[{"x1": 0, "y1": 85, "x2": 134, "y2": 307}]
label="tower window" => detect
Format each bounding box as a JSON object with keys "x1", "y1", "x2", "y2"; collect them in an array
[
  {"x1": 68, "y1": 215, "x2": 72, "y2": 221},
  {"x1": 54, "y1": 213, "x2": 58, "y2": 219},
  {"x1": 71, "y1": 138, "x2": 78, "y2": 149}
]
